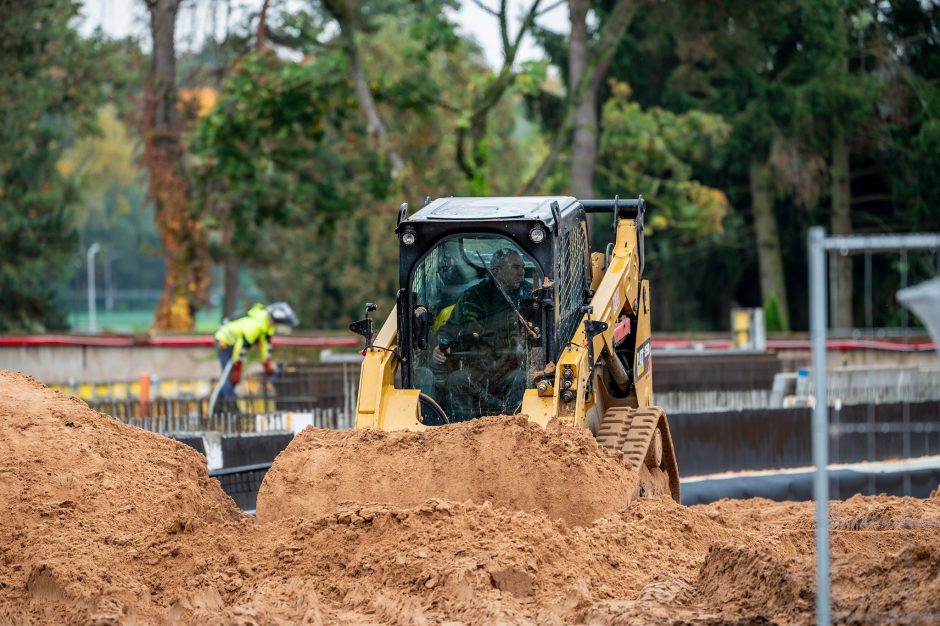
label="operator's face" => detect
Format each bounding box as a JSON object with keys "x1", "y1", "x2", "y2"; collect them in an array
[{"x1": 494, "y1": 253, "x2": 525, "y2": 290}]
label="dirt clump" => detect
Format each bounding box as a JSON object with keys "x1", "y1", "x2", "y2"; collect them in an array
[
  {"x1": 690, "y1": 542, "x2": 814, "y2": 620},
  {"x1": 257, "y1": 414, "x2": 638, "y2": 526},
  {"x1": 4, "y1": 370, "x2": 940, "y2": 624}
]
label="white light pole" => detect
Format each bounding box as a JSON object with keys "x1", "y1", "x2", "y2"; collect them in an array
[{"x1": 87, "y1": 243, "x2": 100, "y2": 333}]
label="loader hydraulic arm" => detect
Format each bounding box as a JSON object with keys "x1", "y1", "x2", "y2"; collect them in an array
[
  {"x1": 559, "y1": 216, "x2": 643, "y2": 410},
  {"x1": 520, "y1": 198, "x2": 650, "y2": 430}
]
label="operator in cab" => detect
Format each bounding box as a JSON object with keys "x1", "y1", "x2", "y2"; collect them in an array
[
  {"x1": 213, "y1": 302, "x2": 299, "y2": 411},
  {"x1": 431, "y1": 248, "x2": 530, "y2": 421}
]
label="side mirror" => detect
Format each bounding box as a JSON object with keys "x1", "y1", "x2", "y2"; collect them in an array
[
  {"x1": 413, "y1": 305, "x2": 430, "y2": 350},
  {"x1": 350, "y1": 302, "x2": 378, "y2": 347}
]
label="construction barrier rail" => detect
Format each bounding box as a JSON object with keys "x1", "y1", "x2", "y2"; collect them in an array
[
  {"x1": 0, "y1": 335, "x2": 359, "y2": 348},
  {"x1": 209, "y1": 462, "x2": 272, "y2": 513},
  {"x1": 89, "y1": 393, "x2": 354, "y2": 435}
]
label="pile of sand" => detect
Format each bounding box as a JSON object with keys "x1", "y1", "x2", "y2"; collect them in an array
[
  {"x1": 0, "y1": 371, "x2": 242, "y2": 624},
  {"x1": 257, "y1": 414, "x2": 638, "y2": 526},
  {"x1": 2, "y1": 369, "x2": 940, "y2": 624}
]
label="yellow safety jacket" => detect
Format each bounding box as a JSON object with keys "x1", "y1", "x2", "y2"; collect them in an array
[{"x1": 213, "y1": 303, "x2": 274, "y2": 362}]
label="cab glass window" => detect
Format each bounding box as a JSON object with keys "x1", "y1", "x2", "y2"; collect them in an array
[{"x1": 410, "y1": 235, "x2": 545, "y2": 422}]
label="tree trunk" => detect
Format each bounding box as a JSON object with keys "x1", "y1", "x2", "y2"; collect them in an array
[
  {"x1": 221, "y1": 217, "x2": 238, "y2": 321},
  {"x1": 142, "y1": 0, "x2": 210, "y2": 331},
  {"x1": 344, "y1": 29, "x2": 406, "y2": 180},
  {"x1": 829, "y1": 130, "x2": 853, "y2": 330},
  {"x1": 256, "y1": 0, "x2": 271, "y2": 50},
  {"x1": 568, "y1": 0, "x2": 596, "y2": 198},
  {"x1": 523, "y1": 0, "x2": 636, "y2": 194},
  {"x1": 749, "y1": 158, "x2": 790, "y2": 331},
  {"x1": 322, "y1": 0, "x2": 409, "y2": 195}
]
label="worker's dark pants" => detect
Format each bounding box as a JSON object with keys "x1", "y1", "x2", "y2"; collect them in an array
[{"x1": 216, "y1": 344, "x2": 238, "y2": 412}]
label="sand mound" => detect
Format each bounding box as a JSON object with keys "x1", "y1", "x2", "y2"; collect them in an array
[
  {"x1": 4, "y1": 370, "x2": 940, "y2": 624},
  {"x1": 0, "y1": 370, "x2": 242, "y2": 623},
  {"x1": 0, "y1": 371, "x2": 240, "y2": 529},
  {"x1": 256, "y1": 414, "x2": 638, "y2": 526},
  {"x1": 692, "y1": 543, "x2": 814, "y2": 618},
  {"x1": 171, "y1": 496, "x2": 728, "y2": 624}
]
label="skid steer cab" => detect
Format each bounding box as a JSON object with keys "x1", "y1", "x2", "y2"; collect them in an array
[{"x1": 351, "y1": 196, "x2": 651, "y2": 432}]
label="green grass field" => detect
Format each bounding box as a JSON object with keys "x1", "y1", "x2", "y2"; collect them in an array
[{"x1": 67, "y1": 308, "x2": 223, "y2": 334}]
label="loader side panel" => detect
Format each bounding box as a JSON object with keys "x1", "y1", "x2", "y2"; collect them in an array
[
  {"x1": 633, "y1": 280, "x2": 653, "y2": 408},
  {"x1": 354, "y1": 305, "x2": 401, "y2": 429}
]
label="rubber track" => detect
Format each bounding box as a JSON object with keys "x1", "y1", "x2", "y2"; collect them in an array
[{"x1": 596, "y1": 406, "x2": 664, "y2": 473}]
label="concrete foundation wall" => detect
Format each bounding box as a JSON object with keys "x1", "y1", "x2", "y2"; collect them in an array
[
  {"x1": 671, "y1": 401, "x2": 940, "y2": 476},
  {"x1": 1, "y1": 345, "x2": 222, "y2": 383},
  {"x1": 776, "y1": 347, "x2": 938, "y2": 371}
]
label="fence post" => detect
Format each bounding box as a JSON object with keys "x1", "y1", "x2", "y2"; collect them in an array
[
  {"x1": 139, "y1": 374, "x2": 151, "y2": 418},
  {"x1": 808, "y1": 226, "x2": 830, "y2": 626}
]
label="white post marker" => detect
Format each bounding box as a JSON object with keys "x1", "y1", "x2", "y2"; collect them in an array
[{"x1": 86, "y1": 243, "x2": 101, "y2": 333}]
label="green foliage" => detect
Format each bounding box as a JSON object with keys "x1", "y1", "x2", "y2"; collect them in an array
[
  {"x1": 0, "y1": 0, "x2": 116, "y2": 332},
  {"x1": 879, "y1": 2, "x2": 940, "y2": 231},
  {"x1": 515, "y1": 60, "x2": 550, "y2": 97},
  {"x1": 257, "y1": 211, "x2": 400, "y2": 332},
  {"x1": 192, "y1": 49, "x2": 359, "y2": 253},
  {"x1": 59, "y1": 106, "x2": 164, "y2": 292},
  {"x1": 7, "y1": 0, "x2": 933, "y2": 335},
  {"x1": 763, "y1": 294, "x2": 787, "y2": 333},
  {"x1": 598, "y1": 81, "x2": 731, "y2": 237},
  {"x1": 191, "y1": 12, "x2": 516, "y2": 328}
]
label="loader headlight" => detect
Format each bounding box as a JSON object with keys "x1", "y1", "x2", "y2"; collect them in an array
[
  {"x1": 401, "y1": 228, "x2": 417, "y2": 246},
  {"x1": 529, "y1": 227, "x2": 545, "y2": 243}
]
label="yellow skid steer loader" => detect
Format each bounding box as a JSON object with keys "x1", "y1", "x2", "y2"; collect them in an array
[{"x1": 349, "y1": 196, "x2": 679, "y2": 501}]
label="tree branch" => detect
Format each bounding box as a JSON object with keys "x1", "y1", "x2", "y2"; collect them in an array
[
  {"x1": 536, "y1": 0, "x2": 565, "y2": 17},
  {"x1": 454, "y1": 0, "x2": 543, "y2": 186},
  {"x1": 850, "y1": 193, "x2": 896, "y2": 206},
  {"x1": 510, "y1": 0, "x2": 543, "y2": 56},
  {"x1": 588, "y1": 0, "x2": 637, "y2": 81},
  {"x1": 321, "y1": 0, "x2": 410, "y2": 194},
  {"x1": 455, "y1": 125, "x2": 475, "y2": 179},
  {"x1": 499, "y1": 0, "x2": 510, "y2": 57},
  {"x1": 256, "y1": 0, "x2": 271, "y2": 50},
  {"x1": 521, "y1": 0, "x2": 637, "y2": 193},
  {"x1": 470, "y1": 0, "x2": 500, "y2": 18}
]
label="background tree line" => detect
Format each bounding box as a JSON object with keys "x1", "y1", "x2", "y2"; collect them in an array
[{"x1": 1, "y1": 0, "x2": 937, "y2": 334}]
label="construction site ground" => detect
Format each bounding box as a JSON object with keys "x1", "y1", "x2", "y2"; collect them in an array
[{"x1": 2, "y1": 369, "x2": 938, "y2": 625}]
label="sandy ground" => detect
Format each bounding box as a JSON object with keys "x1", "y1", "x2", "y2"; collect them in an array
[{"x1": 1, "y1": 369, "x2": 938, "y2": 625}]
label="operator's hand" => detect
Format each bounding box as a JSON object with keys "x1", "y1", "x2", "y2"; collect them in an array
[
  {"x1": 229, "y1": 361, "x2": 243, "y2": 385},
  {"x1": 432, "y1": 345, "x2": 448, "y2": 365},
  {"x1": 263, "y1": 359, "x2": 277, "y2": 376}
]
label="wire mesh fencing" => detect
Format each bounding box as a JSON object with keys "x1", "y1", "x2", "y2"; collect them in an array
[
  {"x1": 825, "y1": 398, "x2": 940, "y2": 624},
  {"x1": 828, "y1": 400, "x2": 940, "y2": 495},
  {"x1": 86, "y1": 365, "x2": 361, "y2": 435},
  {"x1": 808, "y1": 228, "x2": 940, "y2": 625}
]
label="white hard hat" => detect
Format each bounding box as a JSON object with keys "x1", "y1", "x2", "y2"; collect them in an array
[{"x1": 267, "y1": 302, "x2": 299, "y2": 327}]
